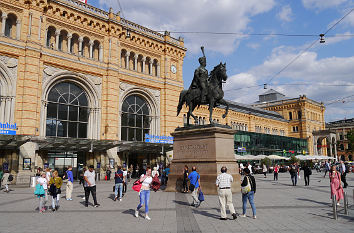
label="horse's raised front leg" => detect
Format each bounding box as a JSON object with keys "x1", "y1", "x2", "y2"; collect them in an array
[
  {"x1": 189, "y1": 103, "x2": 198, "y2": 124},
  {"x1": 218, "y1": 98, "x2": 229, "y2": 118}
]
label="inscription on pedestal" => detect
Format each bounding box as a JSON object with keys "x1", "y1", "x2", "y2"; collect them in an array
[{"x1": 176, "y1": 144, "x2": 208, "y2": 158}]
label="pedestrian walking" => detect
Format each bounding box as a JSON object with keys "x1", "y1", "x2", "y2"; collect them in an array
[
  {"x1": 289, "y1": 163, "x2": 299, "y2": 186},
  {"x1": 1, "y1": 170, "x2": 10, "y2": 192},
  {"x1": 216, "y1": 166, "x2": 237, "y2": 220},
  {"x1": 339, "y1": 161, "x2": 348, "y2": 188},
  {"x1": 84, "y1": 165, "x2": 100, "y2": 207},
  {"x1": 247, "y1": 163, "x2": 253, "y2": 174},
  {"x1": 303, "y1": 162, "x2": 312, "y2": 186},
  {"x1": 45, "y1": 168, "x2": 51, "y2": 183},
  {"x1": 36, "y1": 172, "x2": 47, "y2": 213},
  {"x1": 64, "y1": 166, "x2": 74, "y2": 200},
  {"x1": 114, "y1": 166, "x2": 124, "y2": 201},
  {"x1": 188, "y1": 166, "x2": 201, "y2": 208},
  {"x1": 49, "y1": 170, "x2": 63, "y2": 211},
  {"x1": 240, "y1": 168, "x2": 256, "y2": 219},
  {"x1": 329, "y1": 165, "x2": 344, "y2": 206},
  {"x1": 182, "y1": 165, "x2": 189, "y2": 193},
  {"x1": 262, "y1": 164, "x2": 267, "y2": 178},
  {"x1": 323, "y1": 161, "x2": 330, "y2": 178},
  {"x1": 135, "y1": 168, "x2": 153, "y2": 220},
  {"x1": 273, "y1": 164, "x2": 279, "y2": 181},
  {"x1": 123, "y1": 167, "x2": 128, "y2": 194},
  {"x1": 106, "y1": 168, "x2": 111, "y2": 181},
  {"x1": 152, "y1": 166, "x2": 159, "y2": 178},
  {"x1": 164, "y1": 165, "x2": 170, "y2": 185},
  {"x1": 0, "y1": 168, "x2": 3, "y2": 189}
]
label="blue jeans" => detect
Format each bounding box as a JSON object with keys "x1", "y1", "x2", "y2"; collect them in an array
[
  {"x1": 242, "y1": 191, "x2": 256, "y2": 216},
  {"x1": 137, "y1": 190, "x2": 150, "y2": 213},
  {"x1": 291, "y1": 174, "x2": 297, "y2": 186},
  {"x1": 115, "y1": 183, "x2": 123, "y2": 199}
]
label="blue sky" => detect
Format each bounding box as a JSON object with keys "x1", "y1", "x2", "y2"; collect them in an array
[{"x1": 87, "y1": 0, "x2": 354, "y2": 122}]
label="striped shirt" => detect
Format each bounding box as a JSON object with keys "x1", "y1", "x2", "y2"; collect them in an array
[{"x1": 216, "y1": 173, "x2": 233, "y2": 188}]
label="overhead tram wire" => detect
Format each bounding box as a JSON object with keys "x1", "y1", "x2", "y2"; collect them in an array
[
  {"x1": 263, "y1": 8, "x2": 354, "y2": 88},
  {"x1": 116, "y1": 0, "x2": 125, "y2": 19}
]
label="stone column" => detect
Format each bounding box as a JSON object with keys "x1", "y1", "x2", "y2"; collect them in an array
[
  {"x1": 89, "y1": 40, "x2": 94, "y2": 58},
  {"x1": 149, "y1": 60, "x2": 153, "y2": 75},
  {"x1": 134, "y1": 54, "x2": 138, "y2": 71},
  {"x1": 67, "y1": 33, "x2": 72, "y2": 53},
  {"x1": 99, "y1": 44, "x2": 103, "y2": 62},
  {"x1": 156, "y1": 62, "x2": 160, "y2": 77},
  {"x1": 78, "y1": 36, "x2": 83, "y2": 55},
  {"x1": 142, "y1": 56, "x2": 146, "y2": 73},
  {"x1": 125, "y1": 52, "x2": 130, "y2": 69},
  {"x1": 17, "y1": 142, "x2": 39, "y2": 185},
  {"x1": 1, "y1": 13, "x2": 7, "y2": 35},
  {"x1": 16, "y1": 19, "x2": 21, "y2": 39},
  {"x1": 38, "y1": 16, "x2": 42, "y2": 41},
  {"x1": 55, "y1": 29, "x2": 60, "y2": 50}
]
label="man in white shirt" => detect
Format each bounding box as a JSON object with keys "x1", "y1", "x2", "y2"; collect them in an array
[
  {"x1": 216, "y1": 166, "x2": 237, "y2": 220},
  {"x1": 247, "y1": 163, "x2": 253, "y2": 174},
  {"x1": 84, "y1": 165, "x2": 100, "y2": 207}
]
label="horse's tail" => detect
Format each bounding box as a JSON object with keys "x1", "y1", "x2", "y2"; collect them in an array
[{"x1": 177, "y1": 90, "x2": 187, "y2": 116}]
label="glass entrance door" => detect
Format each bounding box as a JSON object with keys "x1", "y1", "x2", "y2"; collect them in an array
[{"x1": 47, "y1": 152, "x2": 78, "y2": 179}]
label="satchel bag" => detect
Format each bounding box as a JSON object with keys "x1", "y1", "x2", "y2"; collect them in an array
[
  {"x1": 132, "y1": 179, "x2": 142, "y2": 192},
  {"x1": 189, "y1": 174, "x2": 199, "y2": 192},
  {"x1": 241, "y1": 176, "x2": 251, "y2": 194}
]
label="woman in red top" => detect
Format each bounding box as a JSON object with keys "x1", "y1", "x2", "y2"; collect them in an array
[
  {"x1": 330, "y1": 165, "x2": 344, "y2": 206},
  {"x1": 273, "y1": 164, "x2": 279, "y2": 181}
]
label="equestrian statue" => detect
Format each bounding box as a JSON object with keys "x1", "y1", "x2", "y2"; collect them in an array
[{"x1": 177, "y1": 46, "x2": 229, "y2": 125}]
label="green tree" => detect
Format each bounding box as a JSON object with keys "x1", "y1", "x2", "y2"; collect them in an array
[
  {"x1": 261, "y1": 157, "x2": 271, "y2": 167},
  {"x1": 347, "y1": 130, "x2": 354, "y2": 152},
  {"x1": 288, "y1": 156, "x2": 299, "y2": 164}
]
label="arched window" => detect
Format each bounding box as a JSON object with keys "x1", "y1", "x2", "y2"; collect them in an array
[
  {"x1": 46, "y1": 82, "x2": 89, "y2": 138},
  {"x1": 121, "y1": 95, "x2": 151, "y2": 141},
  {"x1": 5, "y1": 14, "x2": 17, "y2": 38},
  {"x1": 46, "y1": 26, "x2": 56, "y2": 48}
]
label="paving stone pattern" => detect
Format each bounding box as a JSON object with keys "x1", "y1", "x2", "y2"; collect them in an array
[{"x1": 0, "y1": 172, "x2": 353, "y2": 233}]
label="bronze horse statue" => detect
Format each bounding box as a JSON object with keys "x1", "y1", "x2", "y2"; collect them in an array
[{"x1": 177, "y1": 62, "x2": 229, "y2": 125}]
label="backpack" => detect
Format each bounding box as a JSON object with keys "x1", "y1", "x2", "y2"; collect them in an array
[{"x1": 8, "y1": 174, "x2": 13, "y2": 182}]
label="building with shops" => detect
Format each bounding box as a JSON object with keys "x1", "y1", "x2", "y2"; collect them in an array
[
  {"x1": 326, "y1": 118, "x2": 354, "y2": 161},
  {"x1": 0, "y1": 0, "x2": 185, "y2": 183},
  {"x1": 0, "y1": 0, "x2": 329, "y2": 184}
]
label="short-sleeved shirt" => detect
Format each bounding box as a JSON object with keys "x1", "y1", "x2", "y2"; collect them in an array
[
  {"x1": 115, "y1": 170, "x2": 123, "y2": 183},
  {"x1": 84, "y1": 170, "x2": 96, "y2": 187},
  {"x1": 37, "y1": 177, "x2": 48, "y2": 190},
  {"x1": 188, "y1": 171, "x2": 200, "y2": 188},
  {"x1": 216, "y1": 173, "x2": 233, "y2": 189},
  {"x1": 66, "y1": 170, "x2": 74, "y2": 182},
  {"x1": 164, "y1": 168, "x2": 170, "y2": 177},
  {"x1": 140, "y1": 174, "x2": 152, "y2": 190}
]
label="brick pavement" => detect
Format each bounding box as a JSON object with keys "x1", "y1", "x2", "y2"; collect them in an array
[{"x1": 0, "y1": 172, "x2": 352, "y2": 233}]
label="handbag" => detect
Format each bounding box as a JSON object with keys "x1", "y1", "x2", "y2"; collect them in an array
[
  {"x1": 241, "y1": 176, "x2": 251, "y2": 194},
  {"x1": 198, "y1": 190, "x2": 205, "y2": 202},
  {"x1": 132, "y1": 179, "x2": 142, "y2": 192},
  {"x1": 189, "y1": 174, "x2": 199, "y2": 192},
  {"x1": 34, "y1": 184, "x2": 45, "y2": 196}
]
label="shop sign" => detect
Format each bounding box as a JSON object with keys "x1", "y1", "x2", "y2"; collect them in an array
[
  {"x1": 0, "y1": 122, "x2": 17, "y2": 135},
  {"x1": 145, "y1": 134, "x2": 173, "y2": 144},
  {"x1": 237, "y1": 147, "x2": 246, "y2": 152}
]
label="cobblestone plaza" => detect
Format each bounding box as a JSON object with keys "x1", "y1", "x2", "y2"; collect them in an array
[{"x1": 0, "y1": 172, "x2": 353, "y2": 233}]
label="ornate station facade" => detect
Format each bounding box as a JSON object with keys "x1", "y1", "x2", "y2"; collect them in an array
[{"x1": 0, "y1": 0, "x2": 327, "y2": 183}]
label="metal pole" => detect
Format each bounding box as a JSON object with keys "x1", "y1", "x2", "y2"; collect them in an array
[
  {"x1": 343, "y1": 192, "x2": 348, "y2": 216},
  {"x1": 332, "y1": 194, "x2": 337, "y2": 220}
]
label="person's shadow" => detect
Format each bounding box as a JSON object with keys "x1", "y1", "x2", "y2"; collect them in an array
[
  {"x1": 192, "y1": 208, "x2": 220, "y2": 219},
  {"x1": 122, "y1": 208, "x2": 136, "y2": 217},
  {"x1": 173, "y1": 200, "x2": 190, "y2": 206}
]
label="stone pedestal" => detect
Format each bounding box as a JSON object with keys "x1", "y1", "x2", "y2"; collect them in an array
[{"x1": 165, "y1": 125, "x2": 240, "y2": 195}]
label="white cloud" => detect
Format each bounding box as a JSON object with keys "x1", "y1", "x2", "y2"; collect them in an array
[
  {"x1": 302, "y1": 0, "x2": 348, "y2": 10},
  {"x1": 277, "y1": 5, "x2": 293, "y2": 22},
  {"x1": 224, "y1": 44, "x2": 354, "y2": 122},
  {"x1": 246, "y1": 42, "x2": 260, "y2": 49},
  {"x1": 99, "y1": 0, "x2": 275, "y2": 54}
]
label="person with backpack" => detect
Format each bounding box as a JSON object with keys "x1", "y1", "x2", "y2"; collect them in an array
[
  {"x1": 114, "y1": 166, "x2": 124, "y2": 201},
  {"x1": 240, "y1": 167, "x2": 256, "y2": 219},
  {"x1": 135, "y1": 168, "x2": 153, "y2": 220},
  {"x1": 303, "y1": 162, "x2": 312, "y2": 186},
  {"x1": 2, "y1": 170, "x2": 11, "y2": 192},
  {"x1": 49, "y1": 170, "x2": 63, "y2": 211},
  {"x1": 188, "y1": 166, "x2": 201, "y2": 208}
]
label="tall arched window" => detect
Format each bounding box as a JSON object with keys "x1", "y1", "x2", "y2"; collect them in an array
[
  {"x1": 46, "y1": 82, "x2": 89, "y2": 138},
  {"x1": 121, "y1": 95, "x2": 151, "y2": 141}
]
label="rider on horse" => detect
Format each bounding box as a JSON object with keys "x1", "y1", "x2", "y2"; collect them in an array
[{"x1": 189, "y1": 46, "x2": 208, "y2": 103}]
